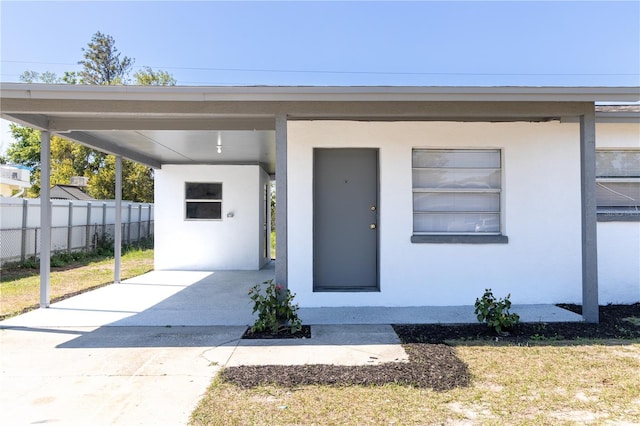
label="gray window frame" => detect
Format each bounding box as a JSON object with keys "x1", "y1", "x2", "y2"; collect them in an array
[
  {"x1": 184, "y1": 182, "x2": 223, "y2": 220},
  {"x1": 411, "y1": 148, "x2": 508, "y2": 244},
  {"x1": 596, "y1": 149, "x2": 640, "y2": 222}
]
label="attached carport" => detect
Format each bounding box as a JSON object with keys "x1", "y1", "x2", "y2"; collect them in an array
[{"x1": 2, "y1": 83, "x2": 639, "y2": 323}]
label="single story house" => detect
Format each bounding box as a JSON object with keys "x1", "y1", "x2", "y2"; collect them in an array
[{"x1": 1, "y1": 84, "x2": 638, "y2": 323}]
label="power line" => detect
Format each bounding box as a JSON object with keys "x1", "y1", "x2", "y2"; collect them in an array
[{"x1": 1, "y1": 60, "x2": 638, "y2": 77}]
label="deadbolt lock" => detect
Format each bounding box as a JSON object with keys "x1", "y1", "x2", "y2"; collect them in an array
[
  {"x1": 370, "y1": 206, "x2": 376, "y2": 211},
  {"x1": 370, "y1": 223, "x2": 376, "y2": 229}
]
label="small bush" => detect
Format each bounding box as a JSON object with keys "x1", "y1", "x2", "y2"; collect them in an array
[
  {"x1": 248, "y1": 279, "x2": 302, "y2": 334},
  {"x1": 19, "y1": 257, "x2": 38, "y2": 269},
  {"x1": 474, "y1": 288, "x2": 520, "y2": 334},
  {"x1": 94, "y1": 233, "x2": 114, "y2": 256}
]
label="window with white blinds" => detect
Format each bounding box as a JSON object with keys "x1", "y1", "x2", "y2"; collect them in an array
[
  {"x1": 412, "y1": 149, "x2": 502, "y2": 234},
  {"x1": 596, "y1": 150, "x2": 640, "y2": 210}
]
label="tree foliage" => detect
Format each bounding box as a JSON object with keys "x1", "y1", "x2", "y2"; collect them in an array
[
  {"x1": 6, "y1": 125, "x2": 106, "y2": 197},
  {"x1": 5, "y1": 31, "x2": 175, "y2": 202},
  {"x1": 134, "y1": 66, "x2": 177, "y2": 86},
  {"x1": 6, "y1": 125, "x2": 153, "y2": 202},
  {"x1": 78, "y1": 31, "x2": 134, "y2": 85},
  {"x1": 20, "y1": 70, "x2": 62, "y2": 84},
  {"x1": 89, "y1": 156, "x2": 154, "y2": 202}
]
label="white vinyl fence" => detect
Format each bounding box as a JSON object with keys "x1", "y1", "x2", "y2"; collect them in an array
[{"x1": 0, "y1": 198, "x2": 154, "y2": 265}]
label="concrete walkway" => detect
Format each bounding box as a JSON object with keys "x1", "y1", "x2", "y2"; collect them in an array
[
  {"x1": 0, "y1": 268, "x2": 582, "y2": 328},
  {"x1": 0, "y1": 268, "x2": 582, "y2": 425}
]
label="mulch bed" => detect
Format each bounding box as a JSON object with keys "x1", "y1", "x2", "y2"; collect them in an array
[
  {"x1": 220, "y1": 343, "x2": 470, "y2": 391},
  {"x1": 220, "y1": 304, "x2": 639, "y2": 390},
  {"x1": 394, "y1": 303, "x2": 640, "y2": 344},
  {"x1": 242, "y1": 325, "x2": 312, "y2": 339}
]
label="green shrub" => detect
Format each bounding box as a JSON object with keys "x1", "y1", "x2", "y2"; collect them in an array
[
  {"x1": 248, "y1": 279, "x2": 302, "y2": 334},
  {"x1": 474, "y1": 288, "x2": 520, "y2": 334},
  {"x1": 19, "y1": 257, "x2": 38, "y2": 269},
  {"x1": 94, "y1": 234, "x2": 114, "y2": 256}
]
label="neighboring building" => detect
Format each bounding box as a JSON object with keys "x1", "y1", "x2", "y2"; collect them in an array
[
  {"x1": 1, "y1": 84, "x2": 638, "y2": 321},
  {"x1": 50, "y1": 177, "x2": 94, "y2": 200},
  {"x1": 0, "y1": 164, "x2": 31, "y2": 197}
]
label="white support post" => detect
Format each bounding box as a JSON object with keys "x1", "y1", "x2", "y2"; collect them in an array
[
  {"x1": 40, "y1": 130, "x2": 51, "y2": 308},
  {"x1": 114, "y1": 156, "x2": 122, "y2": 283}
]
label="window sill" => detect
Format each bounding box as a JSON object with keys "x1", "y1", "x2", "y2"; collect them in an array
[
  {"x1": 597, "y1": 211, "x2": 640, "y2": 222},
  {"x1": 411, "y1": 234, "x2": 509, "y2": 244}
]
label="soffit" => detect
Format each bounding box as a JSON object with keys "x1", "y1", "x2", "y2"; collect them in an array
[{"x1": 2, "y1": 84, "x2": 638, "y2": 170}]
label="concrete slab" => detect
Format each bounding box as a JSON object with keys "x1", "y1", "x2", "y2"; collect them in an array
[
  {"x1": 1, "y1": 266, "x2": 581, "y2": 328},
  {"x1": 206, "y1": 325, "x2": 409, "y2": 367},
  {"x1": 0, "y1": 326, "x2": 245, "y2": 426},
  {"x1": 1, "y1": 268, "x2": 271, "y2": 328},
  {"x1": 299, "y1": 304, "x2": 582, "y2": 325}
]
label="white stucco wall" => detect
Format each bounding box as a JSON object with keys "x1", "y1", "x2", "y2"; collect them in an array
[
  {"x1": 288, "y1": 120, "x2": 585, "y2": 307},
  {"x1": 154, "y1": 164, "x2": 269, "y2": 270},
  {"x1": 596, "y1": 122, "x2": 640, "y2": 303}
]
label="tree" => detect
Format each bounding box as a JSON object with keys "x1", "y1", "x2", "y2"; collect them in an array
[
  {"x1": 19, "y1": 70, "x2": 40, "y2": 83},
  {"x1": 6, "y1": 125, "x2": 153, "y2": 201},
  {"x1": 88, "y1": 156, "x2": 154, "y2": 202},
  {"x1": 19, "y1": 70, "x2": 61, "y2": 84},
  {"x1": 7, "y1": 31, "x2": 174, "y2": 201},
  {"x1": 134, "y1": 66, "x2": 177, "y2": 86},
  {"x1": 6, "y1": 125, "x2": 108, "y2": 197},
  {"x1": 62, "y1": 71, "x2": 78, "y2": 85},
  {"x1": 78, "y1": 31, "x2": 134, "y2": 85}
]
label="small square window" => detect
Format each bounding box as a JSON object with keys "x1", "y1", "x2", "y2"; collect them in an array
[{"x1": 185, "y1": 182, "x2": 222, "y2": 220}]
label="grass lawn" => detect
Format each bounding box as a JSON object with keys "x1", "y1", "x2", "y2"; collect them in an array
[
  {"x1": 0, "y1": 248, "x2": 154, "y2": 319},
  {"x1": 191, "y1": 341, "x2": 640, "y2": 425}
]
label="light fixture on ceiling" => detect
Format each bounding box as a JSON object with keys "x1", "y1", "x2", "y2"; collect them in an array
[{"x1": 216, "y1": 132, "x2": 223, "y2": 154}]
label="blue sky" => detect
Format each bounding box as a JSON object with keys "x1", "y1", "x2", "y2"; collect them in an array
[
  {"x1": 1, "y1": 0, "x2": 639, "y2": 87},
  {"x1": 1, "y1": 1, "x2": 639, "y2": 151}
]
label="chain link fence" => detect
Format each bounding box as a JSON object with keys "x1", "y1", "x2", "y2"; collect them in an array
[{"x1": 0, "y1": 199, "x2": 154, "y2": 265}]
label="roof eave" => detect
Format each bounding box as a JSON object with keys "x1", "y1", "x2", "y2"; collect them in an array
[{"x1": 2, "y1": 83, "x2": 639, "y2": 103}]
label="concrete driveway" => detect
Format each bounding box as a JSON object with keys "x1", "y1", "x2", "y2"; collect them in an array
[
  {"x1": 0, "y1": 268, "x2": 269, "y2": 425},
  {"x1": 0, "y1": 325, "x2": 245, "y2": 425}
]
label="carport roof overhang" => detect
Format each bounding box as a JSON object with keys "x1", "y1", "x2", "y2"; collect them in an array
[{"x1": 1, "y1": 83, "x2": 639, "y2": 171}]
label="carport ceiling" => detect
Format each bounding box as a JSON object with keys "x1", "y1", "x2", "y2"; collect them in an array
[{"x1": 65, "y1": 129, "x2": 276, "y2": 173}]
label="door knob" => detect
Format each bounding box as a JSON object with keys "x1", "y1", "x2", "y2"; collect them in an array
[
  {"x1": 370, "y1": 206, "x2": 376, "y2": 211},
  {"x1": 370, "y1": 224, "x2": 376, "y2": 229}
]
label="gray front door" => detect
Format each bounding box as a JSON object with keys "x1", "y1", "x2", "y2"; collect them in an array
[{"x1": 313, "y1": 148, "x2": 378, "y2": 291}]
